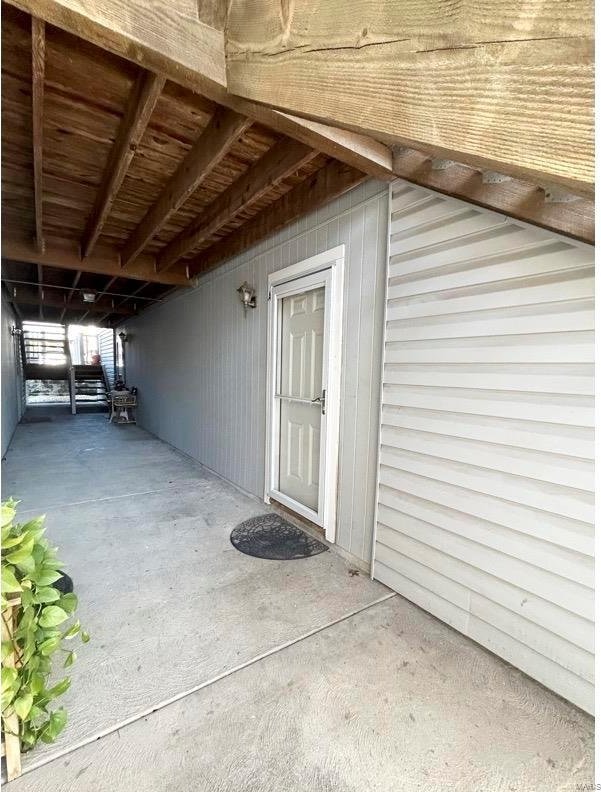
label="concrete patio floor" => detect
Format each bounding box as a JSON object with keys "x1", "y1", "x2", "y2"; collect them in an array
[{"x1": 2, "y1": 407, "x2": 594, "y2": 790}]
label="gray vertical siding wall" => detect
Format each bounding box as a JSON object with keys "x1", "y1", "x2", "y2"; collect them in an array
[
  {"x1": 2, "y1": 294, "x2": 23, "y2": 455},
  {"x1": 123, "y1": 180, "x2": 389, "y2": 563}
]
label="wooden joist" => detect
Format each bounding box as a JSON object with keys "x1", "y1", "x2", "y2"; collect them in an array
[
  {"x1": 96, "y1": 280, "x2": 153, "y2": 324},
  {"x1": 158, "y1": 139, "x2": 319, "y2": 271},
  {"x1": 7, "y1": 287, "x2": 137, "y2": 316},
  {"x1": 225, "y1": 0, "x2": 594, "y2": 197},
  {"x1": 31, "y1": 15, "x2": 45, "y2": 252},
  {"x1": 81, "y1": 70, "x2": 165, "y2": 258},
  {"x1": 3, "y1": 239, "x2": 190, "y2": 286},
  {"x1": 79, "y1": 275, "x2": 118, "y2": 322},
  {"x1": 393, "y1": 149, "x2": 594, "y2": 245},
  {"x1": 188, "y1": 159, "x2": 368, "y2": 278},
  {"x1": 120, "y1": 107, "x2": 251, "y2": 268},
  {"x1": 4, "y1": 0, "x2": 395, "y2": 181}
]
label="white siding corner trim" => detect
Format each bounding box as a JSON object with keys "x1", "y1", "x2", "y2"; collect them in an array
[{"x1": 373, "y1": 180, "x2": 594, "y2": 714}]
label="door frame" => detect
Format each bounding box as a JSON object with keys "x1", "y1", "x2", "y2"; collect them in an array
[{"x1": 264, "y1": 245, "x2": 345, "y2": 542}]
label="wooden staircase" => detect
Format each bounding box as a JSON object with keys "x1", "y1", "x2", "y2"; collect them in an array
[
  {"x1": 69, "y1": 365, "x2": 111, "y2": 414},
  {"x1": 20, "y1": 326, "x2": 111, "y2": 413},
  {"x1": 21, "y1": 325, "x2": 70, "y2": 381}
]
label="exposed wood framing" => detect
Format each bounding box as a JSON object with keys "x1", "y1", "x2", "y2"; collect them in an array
[
  {"x1": 7, "y1": 288, "x2": 137, "y2": 316},
  {"x1": 393, "y1": 149, "x2": 594, "y2": 244},
  {"x1": 188, "y1": 159, "x2": 368, "y2": 277},
  {"x1": 79, "y1": 274, "x2": 117, "y2": 322},
  {"x1": 158, "y1": 139, "x2": 319, "y2": 271},
  {"x1": 31, "y1": 15, "x2": 45, "y2": 252},
  {"x1": 3, "y1": 240, "x2": 190, "y2": 287},
  {"x1": 120, "y1": 107, "x2": 251, "y2": 268},
  {"x1": 4, "y1": 0, "x2": 395, "y2": 181},
  {"x1": 225, "y1": 0, "x2": 594, "y2": 196},
  {"x1": 58, "y1": 270, "x2": 81, "y2": 323},
  {"x1": 97, "y1": 280, "x2": 151, "y2": 324},
  {"x1": 81, "y1": 70, "x2": 165, "y2": 258}
]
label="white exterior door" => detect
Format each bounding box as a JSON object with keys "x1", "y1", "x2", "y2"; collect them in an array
[
  {"x1": 278, "y1": 283, "x2": 325, "y2": 511},
  {"x1": 266, "y1": 247, "x2": 345, "y2": 541}
]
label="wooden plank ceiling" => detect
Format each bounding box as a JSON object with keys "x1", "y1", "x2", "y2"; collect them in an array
[
  {"x1": 1, "y1": 5, "x2": 367, "y2": 326},
  {"x1": 1, "y1": 2, "x2": 593, "y2": 328}
]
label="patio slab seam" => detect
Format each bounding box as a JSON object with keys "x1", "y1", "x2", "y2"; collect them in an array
[{"x1": 17, "y1": 591, "x2": 397, "y2": 779}]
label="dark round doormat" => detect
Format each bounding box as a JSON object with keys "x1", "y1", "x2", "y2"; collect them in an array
[{"x1": 230, "y1": 513, "x2": 328, "y2": 560}]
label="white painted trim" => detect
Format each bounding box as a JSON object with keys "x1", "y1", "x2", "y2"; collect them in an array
[{"x1": 265, "y1": 246, "x2": 345, "y2": 542}]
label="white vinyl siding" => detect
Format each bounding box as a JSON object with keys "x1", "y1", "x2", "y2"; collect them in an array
[
  {"x1": 98, "y1": 328, "x2": 115, "y2": 388},
  {"x1": 374, "y1": 180, "x2": 594, "y2": 714}
]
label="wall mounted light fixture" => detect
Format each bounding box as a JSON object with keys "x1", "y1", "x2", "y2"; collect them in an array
[
  {"x1": 118, "y1": 331, "x2": 128, "y2": 343},
  {"x1": 10, "y1": 326, "x2": 22, "y2": 337},
  {"x1": 237, "y1": 282, "x2": 256, "y2": 315}
]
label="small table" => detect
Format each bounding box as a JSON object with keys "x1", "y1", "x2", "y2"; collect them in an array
[{"x1": 109, "y1": 390, "x2": 137, "y2": 424}]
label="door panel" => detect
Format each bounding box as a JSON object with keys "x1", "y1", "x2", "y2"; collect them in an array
[{"x1": 278, "y1": 286, "x2": 325, "y2": 510}]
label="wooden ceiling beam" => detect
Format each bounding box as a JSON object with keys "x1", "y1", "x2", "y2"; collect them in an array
[
  {"x1": 120, "y1": 107, "x2": 251, "y2": 268},
  {"x1": 4, "y1": 283, "x2": 137, "y2": 316},
  {"x1": 4, "y1": 0, "x2": 395, "y2": 181},
  {"x1": 2, "y1": 239, "x2": 190, "y2": 287},
  {"x1": 225, "y1": 0, "x2": 594, "y2": 197},
  {"x1": 31, "y1": 15, "x2": 45, "y2": 253},
  {"x1": 392, "y1": 149, "x2": 594, "y2": 245},
  {"x1": 158, "y1": 139, "x2": 319, "y2": 271},
  {"x1": 188, "y1": 159, "x2": 368, "y2": 278},
  {"x1": 81, "y1": 70, "x2": 165, "y2": 259}
]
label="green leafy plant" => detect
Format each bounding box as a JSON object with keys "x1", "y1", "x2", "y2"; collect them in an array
[{"x1": 1, "y1": 498, "x2": 89, "y2": 751}]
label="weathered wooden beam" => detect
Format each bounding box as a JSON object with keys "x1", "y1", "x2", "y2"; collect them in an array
[
  {"x1": 225, "y1": 0, "x2": 594, "y2": 197},
  {"x1": 158, "y1": 139, "x2": 319, "y2": 271},
  {"x1": 393, "y1": 148, "x2": 594, "y2": 245},
  {"x1": 31, "y1": 16, "x2": 45, "y2": 252},
  {"x1": 82, "y1": 70, "x2": 165, "y2": 259},
  {"x1": 120, "y1": 107, "x2": 251, "y2": 268},
  {"x1": 188, "y1": 159, "x2": 368, "y2": 277},
  {"x1": 4, "y1": 0, "x2": 395, "y2": 181},
  {"x1": 2, "y1": 239, "x2": 190, "y2": 287},
  {"x1": 6, "y1": 287, "x2": 137, "y2": 316}
]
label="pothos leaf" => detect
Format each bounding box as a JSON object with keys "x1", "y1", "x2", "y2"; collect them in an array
[
  {"x1": 40, "y1": 708, "x2": 67, "y2": 743},
  {"x1": 13, "y1": 692, "x2": 33, "y2": 721},
  {"x1": 1, "y1": 565, "x2": 21, "y2": 592},
  {"x1": 59, "y1": 593, "x2": 78, "y2": 614},
  {"x1": 63, "y1": 651, "x2": 76, "y2": 668},
  {"x1": 39, "y1": 606, "x2": 69, "y2": 628},
  {"x1": 33, "y1": 586, "x2": 60, "y2": 604}
]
